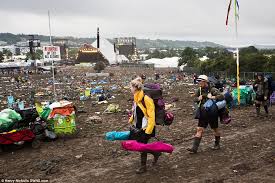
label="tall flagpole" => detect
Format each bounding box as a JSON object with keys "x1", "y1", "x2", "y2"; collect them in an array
[
  {"x1": 48, "y1": 10, "x2": 56, "y2": 100},
  {"x1": 234, "y1": 0, "x2": 240, "y2": 105},
  {"x1": 236, "y1": 47, "x2": 240, "y2": 104},
  {"x1": 48, "y1": 10, "x2": 52, "y2": 45}
]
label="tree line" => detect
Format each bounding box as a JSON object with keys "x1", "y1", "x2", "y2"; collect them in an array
[
  {"x1": 145, "y1": 48, "x2": 181, "y2": 59},
  {"x1": 178, "y1": 46, "x2": 275, "y2": 74}
]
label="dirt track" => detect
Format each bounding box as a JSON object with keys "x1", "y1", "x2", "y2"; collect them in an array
[{"x1": 0, "y1": 67, "x2": 274, "y2": 183}]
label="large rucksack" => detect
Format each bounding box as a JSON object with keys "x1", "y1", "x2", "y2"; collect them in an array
[
  {"x1": 142, "y1": 83, "x2": 173, "y2": 126},
  {"x1": 208, "y1": 76, "x2": 223, "y2": 92},
  {"x1": 265, "y1": 75, "x2": 274, "y2": 97}
]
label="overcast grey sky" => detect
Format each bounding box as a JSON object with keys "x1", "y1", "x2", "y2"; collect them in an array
[{"x1": 0, "y1": 0, "x2": 275, "y2": 46}]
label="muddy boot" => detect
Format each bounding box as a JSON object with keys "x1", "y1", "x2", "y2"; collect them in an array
[
  {"x1": 136, "y1": 152, "x2": 147, "y2": 174},
  {"x1": 152, "y1": 152, "x2": 162, "y2": 166},
  {"x1": 264, "y1": 105, "x2": 269, "y2": 117},
  {"x1": 212, "y1": 136, "x2": 221, "y2": 150},
  {"x1": 256, "y1": 104, "x2": 260, "y2": 117},
  {"x1": 187, "y1": 137, "x2": 201, "y2": 154}
]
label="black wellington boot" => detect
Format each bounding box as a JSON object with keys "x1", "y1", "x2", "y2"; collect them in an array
[
  {"x1": 256, "y1": 105, "x2": 260, "y2": 117},
  {"x1": 212, "y1": 136, "x2": 221, "y2": 150},
  {"x1": 152, "y1": 152, "x2": 162, "y2": 166},
  {"x1": 136, "y1": 152, "x2": 147, "y2": 174},
  {"x1": 187, "y1": 137, "x2": 201, "y2": 154},
  {"x1": 264, "y1": 105, "x2": 269, "y2": 117}
]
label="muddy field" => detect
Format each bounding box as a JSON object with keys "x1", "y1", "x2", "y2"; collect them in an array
[{"x1": 0, "y1": 66, "x2": 274, "y2": 183}]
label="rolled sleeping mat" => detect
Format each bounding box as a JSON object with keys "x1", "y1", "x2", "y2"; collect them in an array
[
  {"x1": 216, "y1": 100, "x2": 227, "y2": 110},
  {"x1": 105, "y1": 131, "x2": 130, "y2": 141},
  {"x1": 121, "y1": 140, "x2": 174, "y2": 153}
]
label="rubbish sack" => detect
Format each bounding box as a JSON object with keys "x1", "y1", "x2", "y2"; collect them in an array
[
  {"x1": 0, "y1": 109, "x2": 22, "y2": 132},
  {"x1": 232, "y1": 86, "x2": 254, "y2": 106},
  {"x1": 105, "y1": 104, "x2": 120, "y2": 113},
  {"x1": 0, "y1": 109, "x2": 22, "y2": 121},
  {"x1": 45, "y1": 129, "x2": 57, "y2": 139},
  {"x1": 35, "y1": 102, "x2": 44, "y2": 115},
  {"x1": 121, "y1": 140, "x2": 174, "y2": 153},
  {"x1": 0, "y1": 119, "x2": 11, "y2": 132},
  {"x1": 105, "y1": 131, "x2": 130, "y2": 141},
  {"x1": 85, "y1": 88, "x2": 91, "y2": 97},
  {"x1": 40, "y1": 107, "x2": 52, "y2": 120}
]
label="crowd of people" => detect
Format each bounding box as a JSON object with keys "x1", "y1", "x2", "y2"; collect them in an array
[{"x1": 127, "y1": 72, "x2": 272, "y2": 173}]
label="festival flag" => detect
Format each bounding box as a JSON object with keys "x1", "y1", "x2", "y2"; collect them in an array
[
  {"x1": 226, "y1": 0, "x2": 241, "y2": 105},
  {"x1": 226, "y1": 0, "x2": 239, "y2": 25},
  {"x1": 226, "y1": 0, "x2": 232, "y2": 25},
  {"x1": 235, "y1": 0, "x2": 240, "y2": 19}
]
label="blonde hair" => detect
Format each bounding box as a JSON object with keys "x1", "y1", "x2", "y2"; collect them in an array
[{"x1": 130, "y1": 77, "x2": 143, "y2": 90}]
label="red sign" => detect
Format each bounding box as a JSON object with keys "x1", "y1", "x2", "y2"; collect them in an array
[{"x1": 44, "y1": 46, "x2": 58, "y2": 52}]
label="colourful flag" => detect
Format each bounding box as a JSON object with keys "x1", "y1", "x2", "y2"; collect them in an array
[
  {"x1": 226, "y1": 0, "x2": 240, "y2": 25},
  {"x1": 235, "y1": 0, "x2": 240, "y2": 20},
  {"x1": 226, "y1": 0, "x2": 232, "y2": 25}
]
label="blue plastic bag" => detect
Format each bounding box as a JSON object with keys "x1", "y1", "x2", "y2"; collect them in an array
[
  {"x1": 7, "y1": 96, "x2": 14, "y2": 108},
  {"x1": 18, "y1": 101, "x2": 25, "y2": 110},
  {"x1": 80, "y1": 96, "x2": 87, "y2": 101},
  {"x1": 91, "y1": 86, "x2": 104, "y2": 94},
  {"x1": 105, "y1": 131, "x2": 130, "y2": 141},
  {"x1": 98, "y1": 80, "x2": 108, "y2": 84},
  {"x1": 8, "y1": 95, "x2": 14, "y2": 104}
]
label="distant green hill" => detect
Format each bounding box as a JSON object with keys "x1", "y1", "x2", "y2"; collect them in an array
[
  {"x1": 0, "y1": 33, "x2": 223, "y2": 48},
  {"x1": 0, "y1": 33, "x2": 22, "y2": 44},
  {"x1": 136, "y1": 39, "x2": 223, "y2": 49}
]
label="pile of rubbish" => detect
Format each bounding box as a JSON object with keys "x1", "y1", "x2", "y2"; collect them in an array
[
  {"x1": 0, "y1": 107, "x2": 55, "y2": 149},
  {"x1": 79, "y1": 79, "x2": 119, "y2": 103},
  {"x1": 36, "y1": 100, "x2": 76, "y2": 135},
  {"x1": 0, "y1": 100, "x2": 76, "y2": 151}
]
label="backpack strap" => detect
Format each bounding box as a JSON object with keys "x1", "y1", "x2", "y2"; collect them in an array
[
  {"x1": 141, "y1": 96, "x2": 146, "y2": 109},
  {"x1": 198, "y1": 87, "x2": 202, "y2": 107}
]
